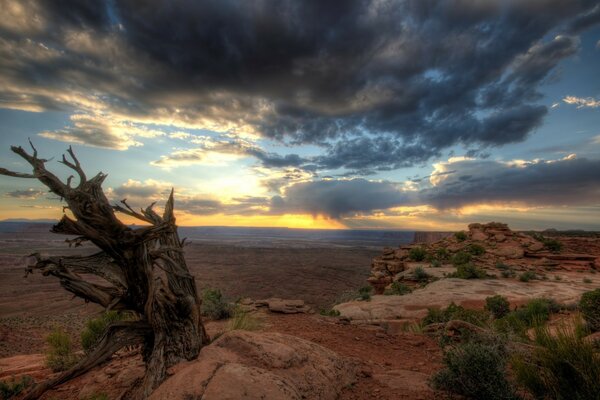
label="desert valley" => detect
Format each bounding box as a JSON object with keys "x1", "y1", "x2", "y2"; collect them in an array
[{"x1": 1, "y1": 221, "x2": 599, "y2": 399}]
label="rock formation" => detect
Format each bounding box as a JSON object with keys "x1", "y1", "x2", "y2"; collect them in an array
[{"x1": 368, "y1": 222, "x2": 599, "y2": 294}]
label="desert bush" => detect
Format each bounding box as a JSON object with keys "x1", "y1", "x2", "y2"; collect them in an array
[
  {"x1": 495, "y1": 262, "x2": 509, "y2": 270},
  {"x1": 512, "y1": 322, "x2": 600, "y2": 400},
  {"x1": 518, "y1": 271, "x2": 537, "y2": 282},
  {"x1": 501, "y1": 269, "x2": 516, "y2": 278},
  {"x1": 81, "y1": 311, "x2": 128, "y2": 354},
  {"x1": 409, "y1": 246, "x2": 427, "y2": 262},
  {"x1": 436, "y1": 248, "x2": 450, "y2": 261},
  {"x1": 319, "y1": 308, "x2": 341, "y2": 317},
  {"x1": 494, "y1": 298, "x2": 559, "y2": 336},
  {"x1": 466, "y1": 244, "x2": 486, "y2": 256},
  {"x1": 358, "y1": 286, "x2": 372, "y2": 301},
  {"x1": 580, "y1": 289, "x2": 600, "y2": 331},
  {"x1": 543, "y1": 238, "x2": 562, "y2": 252},
  {"x1": 228, "y1": 307, "x2": 261, "y2": 331},
  {"x1": 384, "y1": 282, "x2": 412, "y2": 296},
  {"x1": 451, "y1": 263, "x2": 486, "y2": 279},
  {"x1": 201, "y1": 288, "x2": 232, "y2": 320},
  {"x1": 451, "y1": 251, "x2": 472, "y2": 266},
  {"x1": 422, "y1": 302, "x2": 489, "y2": 327},
  {"x1": 45, "y1": 327, "x2": 78, "y2": 372},
  {"x1": 413, "y1": 266, "x2": 431, "y2": 282},
  {"x1": 431, "y1": 259, "x2": 441, "y2": 268},
  {"x1": 431, "y1": 341, "x2": 520, "y2": 400},
  {"x1": 583, "y1": 277, "x2": 592, "y2": 284},
  {"x1": 0, "y1": 375, "x2": 34, "y2": 399},
  {"x1": 485, "y1": 295, "x2": 510, "y2": 319},
  {"x1": 454, "y1": 231, "x2": 467, "y2": 242}
]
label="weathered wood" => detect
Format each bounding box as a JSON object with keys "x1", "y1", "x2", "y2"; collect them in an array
[{"x1": 0, "y1": 144, "x2": 208, "y2": 399}]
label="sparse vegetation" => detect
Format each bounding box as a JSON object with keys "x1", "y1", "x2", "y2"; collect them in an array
[
  {"x1": 384, "y1": 282, "x2": 412, "y2": 296},
  {"x1": 451, "y1": 251, "x2": 472, "y2": 266},
  {"x1": 319, "y1": 308, "x2": 341, "y2": 317},
  {"x1": 201, "y1": 288, "x2": 232, "y2": 320},
  {"x1": 413, "y1": 266, "x2": 431, "y2": 282},
  {"x1": 494, "y1": 298, "x2": 560, "y2": 336},
  {"x1": 579, "y1": 289, "x2": 600, "y2": 331},
  {"x1": 431, "y1": 341, "x2": 520, "y2": 400},
  {"x1": 501, "y1": 269, "x2": 516, "y2": 278},
  {"x1": 495, "y1": 262, "x2": 509, "y2": 270},
  {"x1": 554, "y1": 275, "x2": 562, "y2": 281},
  {"x1": 512, "y1": 321, "x2": 600, "y2": 400},
  {"x1": 81, "y1": 311, "x2": 129, "y2": 354},
  {"x1": 532, "y1": 233, "x2": 563, "y2": 252},
  {"x1": 485, "y1": 295, "x2": 510, "y2": 319},
  {"x1": 518, "y1": 271, "x2": 537, "y2": 282},
  {"x1": 583, "y1": 277, "x2": 592, "y2": 284},
  {"x1": 45, "y1": 327, "x2": 79, "y2": 372},
  {"x1": 451, "y1": 263, "x2": 487, "y2": 279},
  {"x1": 0, "y1": 376, "x2": 34, "y2": 399},
  {"x1": 466, "y1": 243, "x2": 486, "y2": 256},
  {"x1": 454, "y1": 231, "x2": 467, "y2": 242},
  {"x1": 409, "y1": 246, "x2": 427, "y2": 262},
  {"x1": 358, "y1": 286, "x2": 372, "y2": 301},
  {"x1": 228, "y1": 307, "x2": 261, "y2": 331},
  {"x1": 422, "y1": 302, "x2": 489, "y2": 327}
]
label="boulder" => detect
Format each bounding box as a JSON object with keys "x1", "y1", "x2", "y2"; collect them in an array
[
  {"x1": 255, "y1": 298, "x2": 311, "y2": 314},
  {"x1": 150, "y1": 331, "x2": 359, "y2": 400}
]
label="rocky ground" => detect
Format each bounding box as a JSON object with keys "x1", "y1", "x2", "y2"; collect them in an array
[{"x1": 1, "y1": 222, "x2": 599, "y2": 399}]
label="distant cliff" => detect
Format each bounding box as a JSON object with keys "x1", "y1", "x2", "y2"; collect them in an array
[{"x1": 412, "y1": 231, "x2": 452, "y2": 244}]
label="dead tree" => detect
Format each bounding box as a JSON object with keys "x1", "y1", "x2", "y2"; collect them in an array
[{"x1": 0, "y1": 142, "x2": 209, "y2": 399}]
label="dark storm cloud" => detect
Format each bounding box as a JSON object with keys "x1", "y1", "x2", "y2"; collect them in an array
[
  {"x1": 420, "y1": 156, "x2": 600, "y2": 210},
  {"x1": 1, "y1": 0, "x2": 598, "y2": 170},
  {"x1": 271, "y1": 179, "x2": 410, "y2": 218},
  {"x1": 273, "y1": 156, "x2": 600, "y2": 218}
]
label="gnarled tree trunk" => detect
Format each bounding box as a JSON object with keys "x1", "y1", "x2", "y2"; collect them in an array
[{"x1": 0, "y1": 142, "x2": 209, "y2": 399}]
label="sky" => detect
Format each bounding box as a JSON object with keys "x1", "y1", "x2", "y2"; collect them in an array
[{"x1": 0, "y1": 0, "x2": 599, "y2": 231}]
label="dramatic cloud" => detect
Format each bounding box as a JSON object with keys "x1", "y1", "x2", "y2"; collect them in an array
[
  {"x1": 152, "y1": 136, "x2": 308, "y2": 169},
  {"x1": 1, "y1": 0, "x2": 598, "y2": 170},
  {"x1": 4, "y1": 188, "x2": 46, "y2": 199},
  {"x1": 40, "y1": 114, "x2": 165, "y2": 150},
  {"x1": 562, "y1": 95, "x2": 600, "y2": 108},
  {"x1": 271, "y1": 155, "x2": 600, "y2": 218},
  {"x1": 272, "y1": 179, "x2": 410, "y2": 218}
]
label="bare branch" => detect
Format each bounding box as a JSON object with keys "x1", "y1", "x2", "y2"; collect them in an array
[
  {"x1": 0, "y1": 167, "x2": 36, "y2": 178},
  {"x1": 58, "y1": 146, "x2": 87, "y2": 186},
  {"x1": 22, "y1": 321, "x2": 151, "y2": 400}
]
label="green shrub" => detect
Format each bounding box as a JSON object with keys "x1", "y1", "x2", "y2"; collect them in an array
[
  {"x1": 409, "y1": 246, "x2": 427, "y2": 262},
  {"x1": 501, "y1": 269, "x2": 516, "y2": 278},
  {"x1": 45, "y1": 327, "x2": 78, "y2": 372},
  {"x1": 518, "y1": 271, "x2": 537, "y2": 282},
  {"x1": 0, "y1": 375, "x2": 34, "y2": 399},
  {"x1": 554, "y1": 275, "x2": 562, "y2": 281},
  {"x1": 494, "y1": 298, "x2": 559, "y2": 336},
  {"x1": 512, "y1": 323, "x2": 600, "y2": 400},
  {"x1": 319, "y1": 308, "x2": 341, "y2": 317},
  {"x1": 543, "y1": 238, "x2": 562, "y2": 252},
  {"x1": 358, "y1": 286, "x2": 372, "y2": 301},
  {"x1": 431, "y1": 259, "x2": 441, "y2": 268},
  {"x1": 384, "y1": 282, "x2": 412, "y2": 296},
  {"x1": 438, "y1": 247, "x2": 450, "y2": 260},
  {"x1": 583, "y1": 277, "x2": 592, "y2": 284},
  {"x1": 431, "y1": 341, "x2": 520, "y2": 400},
  {"x1": 580, "y1": 289, "x2": 600, "y2": 331},
  {"x1": 81, "y1": 311, "x2": 128, "y2": 354},
  {"x1": 201, "y1": 288, "x2": 232, "y2": 320},
  {"x1": 451, "y1": 251, "x2": 472, "y2": 266},
  {"x1": 413, "y1": 266, "x2": 431, "y2": 282},
  {"x1": 422, "y1": 302, "x2": 489, "y2": 327},
  {"x1": 485, "y1": 295, "x2": 510, "y2": 319},
  {"x1": 451, "y1": 263, "x2": 486, "y2": 279},
  {"x1": 454, "y1": 231, "x2": 467, "y2": 242},
  {"x1": 467, "y1": 244, "x2": 486, "y2": 256},
  {"x1": 228, "y1": 307, "x2": 261, "y2": 331},
  {"x1": 495, "y1": 262, "x2": 509, "y2": 270}
]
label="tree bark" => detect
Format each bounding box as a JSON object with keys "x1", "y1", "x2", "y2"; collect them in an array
[{"x1": 0, "y1": 142, "x2": 209, "y2": 399}]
